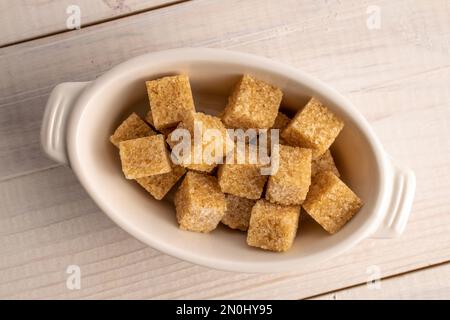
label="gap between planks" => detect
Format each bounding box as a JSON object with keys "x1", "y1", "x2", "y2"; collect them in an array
[{"x1": 305, "y1": 260, "x2": 450, "y2": 300}]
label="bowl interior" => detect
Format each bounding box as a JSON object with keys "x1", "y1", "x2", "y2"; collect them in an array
[{"x1": 71, "y1": 54, "x2": 383, "y2": 272}]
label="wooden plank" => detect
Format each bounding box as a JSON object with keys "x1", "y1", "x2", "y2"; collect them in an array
[
  {"x1": 0, "y1": 0, "x2": 449, "y2": 299},
  {"x1": 0, "y1": 0, "x2": 182, "y2": 47},
  {"x1": 311, "y1": 262, "x2": 450, "y2": 300}
]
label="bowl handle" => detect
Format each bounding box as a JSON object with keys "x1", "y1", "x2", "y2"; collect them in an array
[
  {"x1": 41, "y1": 82, "x2": 91, "y2": 166},
  {"x1": 370, "y1": 157, "x2": 416, "y2": 238}
]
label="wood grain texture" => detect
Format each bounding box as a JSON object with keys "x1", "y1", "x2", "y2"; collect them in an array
[
  {"x1": 0, "y1": 0, "x2": 181, "y2": 46},
  {"x1": 312, "y1": 262, "x2": 450, "y2": 300},
  {"x1": 2, "y1": 166, "x2": 450, "y2": 299},
  {"x1": 0, "y1": 0, "x2": 449, "y2": 299}
]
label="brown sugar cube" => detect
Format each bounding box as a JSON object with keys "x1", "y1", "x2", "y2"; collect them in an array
[
  {"x1": 146, "y1": 75, "x2": 196, "y2": 130},
  {"x1": 266, "y1": 145, "x2": 312, "y2": 205},
  {"x1": 183, "y1": 162, "x2": 216, "y2": 174},
  {"x1": 272, "y1": 112, "x2": 291, "y2": 130},
  {"x1": 145, "y1": 109, "x2": 154, "y2": 126},
  {"x1": 160, "y1": 127, "x2": 176, "y2": 139},
  {"x1": 254, "y1": 111, "x2": 292, "y2": 158},
  {"x1": 311, "y1": 149, "x2": 340, "y2": 178},
  {"x1": 236, "y1": 112, "x2": 290, "y2": 146},
  {"x1": 110, "y1": 113, "x2": 156, "y2": 147},
  {"x1": 146, "y1": 110, "x2": 174, "y2": 138},
  {"x1": 247, "y1": 199, "x2": 300, "y2": 252},
  {"x1": 217, "y1": 164, "x2": 267, "y2": 200},
  {"x1": 136, "y1": 166, "x2": 186, "y2": 200},
  {"x1": 119, "y1": 135, "x2": 172, "y2": 179},
  {"x1": 184, "y1": 112, "x2": 234, "y2": 156},
  {"x1": 184, "y1": 112, "x2": 230, "y2": 137},
  {"x1": 221, "y1": 195, "x2": 255, "y2": 231},
  {"x1": 166, "y1": 123, "x2": 217, "y2": 173},
  {"x1": 258, "y1": 112, "x2": 291, "y2": 151},
  {"x1": 174, "y1": 171, "x2": 226, "y2": 233},
  {"x1": 167, "y1": 113, "x2": 234, "y2": 173},
  {"x1": 217, "y1": 147, "x2": 268, "y2": 200},
  {"x1": 281, "y1": 97, "x2": 344, "y2": 158},
  {"x1": 302, "y1": 171, "x2": 362, "y2": 234},
  {"x1": 222, "y1": 75, "x2": 283, "y2": 129},
  {"x1": 166, "y1": 122, "x2": 187, "y2": 149}
]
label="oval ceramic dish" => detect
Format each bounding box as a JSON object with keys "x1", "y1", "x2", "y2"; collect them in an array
[{"x1": 41, "y1": 48, "x2": 415, "y2": 273}]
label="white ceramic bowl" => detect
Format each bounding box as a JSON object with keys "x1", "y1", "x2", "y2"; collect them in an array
[{"x1": 41, "y1": 48, "x2": 415, "y2": 273}]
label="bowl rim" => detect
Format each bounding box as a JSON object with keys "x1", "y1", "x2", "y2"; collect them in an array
[{"x1": 67, "y1": 48, "x2": 390, "y2": 272}]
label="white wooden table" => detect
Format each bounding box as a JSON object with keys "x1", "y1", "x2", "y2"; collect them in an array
[{"x1": 1, "y1": 0, "x2": 449, "y2": 300}]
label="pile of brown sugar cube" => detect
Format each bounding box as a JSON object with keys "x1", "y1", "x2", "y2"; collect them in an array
[{"x1": 110, "y1": 74, "x2": 363, "y2": 253}]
